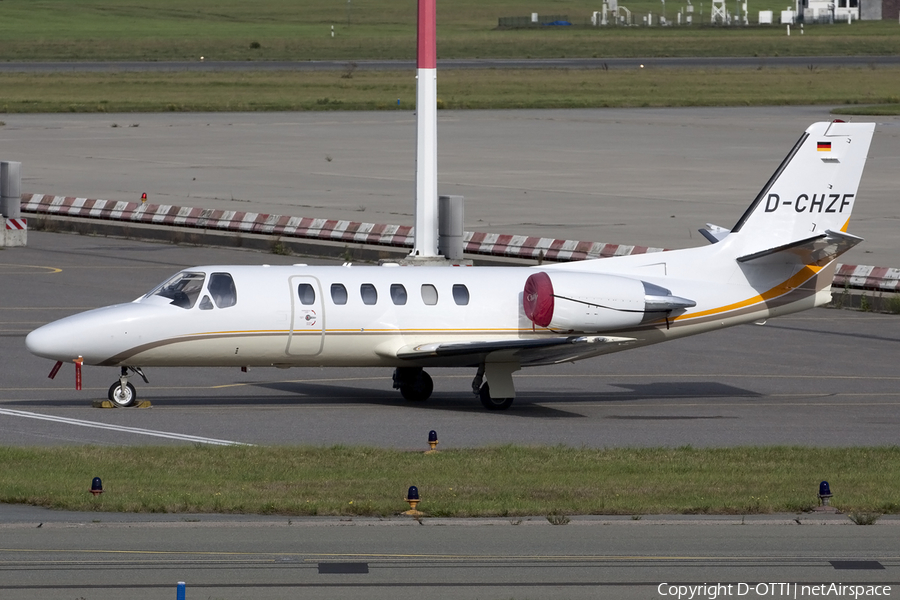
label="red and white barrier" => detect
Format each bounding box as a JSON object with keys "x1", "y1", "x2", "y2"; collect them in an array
[
  {"x1": 833, "y1": 264, "x2": 900, "y2": 292},
  {"x1": 19, "y1": 193, "x2": 899, "y2": 292},
  {"x1": 20, "y1": 193, "x2": 663, "y2": 262},
  {"x1": 20, "y1": 194, "x2": 415, "y2": 248},
  {"x1": 1, "y1": 217, "x2": 27, "y2": 246}
]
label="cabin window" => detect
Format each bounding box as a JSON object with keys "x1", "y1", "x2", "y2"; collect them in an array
[
  {"x1": 297, "y1": 283, "x2": 316, "y2": 305},
  {"x1": 331, "y1": 283, "x2": 348, "y2": 305},
  {"x1": 360, "y1": 283, "x2": 378, "y2": 305},
  {"x1": 209, "y1": 272, "x2": 237, "y2": 308},
  {"x1": 452, "y1": 284, "x2": 470, "y2": 306},
  {"x1": 148, "y1": 271, "x2": 206, "y2": 309},
  {"x1": 390, "y1": 284, "x2": 408, "y2": 305},
  {"x1": 420, "y1": 284, "x2": 438, "y2": 306}
]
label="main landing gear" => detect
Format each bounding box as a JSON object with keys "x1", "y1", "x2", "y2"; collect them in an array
[
  {"x1": 108, "y1": 366, "x2": 148, "y2": 408},
  {"x1": 471, "y1": 364, "x2": 515, "y2": 411},
  {"x1": 392, "y1": 367, "x2": 434, "y2": 402},
  {"x1": 393, "y1": 363, "x2": 519, "y2": 411}
]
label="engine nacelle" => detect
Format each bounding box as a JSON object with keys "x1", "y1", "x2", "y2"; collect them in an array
[{"x1": 523, "y1": 271, "x2": 695, "y2": 332}]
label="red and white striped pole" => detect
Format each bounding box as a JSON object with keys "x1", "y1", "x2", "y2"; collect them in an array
[{"x1": 411, "y1": 0, "x2": 439, "y2": 258}]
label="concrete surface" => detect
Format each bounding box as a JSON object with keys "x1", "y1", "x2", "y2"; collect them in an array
[{"x1": 3, "y1": 107, "x2": 899, "y2": 267}]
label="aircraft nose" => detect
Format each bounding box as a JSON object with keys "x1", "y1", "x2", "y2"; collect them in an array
[
  {"x1": 26, "y1": 306, "x2": 122, "y2": 363},
  {"x1": 26, "y1": 321, "x2": 76, "y2": 361},
  {"x1": 26, "y1": 303, "x2": 162, "y2": 365}
]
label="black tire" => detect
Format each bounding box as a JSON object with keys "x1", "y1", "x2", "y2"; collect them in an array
[
  {"x1": 400, "y1": 370, "x2": 433, "y2": 402},
  {"x1": 108, "y1": 382, "x2": 137, "y2": 407},
  {"x1": 479, "y1": 383, "x2": 513, "y2": 411}
]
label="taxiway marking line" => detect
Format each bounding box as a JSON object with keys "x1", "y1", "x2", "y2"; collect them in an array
[
  {"x1": 0, "y1": 408, "x2": 250, "y2": 446},
  {"x1": 6, "y1": 547, "x2": 886, "y2": 561}
]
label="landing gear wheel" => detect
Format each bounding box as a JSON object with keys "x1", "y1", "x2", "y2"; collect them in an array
[
  {"x1": 400, "y1": 370, "x2": 434, "y2": 402},
  {"x1": 479, "y1": 383, "x2": 513, "y2": 411},
  {"x1": 108, "y1": 382, "x2": 137, "y2": 408}
]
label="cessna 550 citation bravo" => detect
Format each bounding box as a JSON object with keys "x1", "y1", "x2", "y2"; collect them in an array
[{"x1": 27, "y1": 121, "x2": 875, "y2": 410}]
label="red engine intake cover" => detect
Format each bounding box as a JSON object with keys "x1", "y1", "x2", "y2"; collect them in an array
[{"x1": 523, "y1": 272, "x2": 554, "y2": 327}]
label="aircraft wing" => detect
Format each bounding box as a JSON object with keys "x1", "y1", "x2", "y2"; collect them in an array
[{"x1": 395, "y1": 335, "x2": 636, "y2": 367}]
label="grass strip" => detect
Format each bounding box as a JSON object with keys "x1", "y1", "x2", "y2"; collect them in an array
[
  {"x1": 2, "y1": 445, "x2": 898, "y2": 516},
  {"x1": 2, "y1": 0, "x2": 899, "y2": 61},
  {"x1": 833, "y1": 104, "x2": 900, "y2": 115},
  {"x1": 5, "y1": 27, "x2": 900, "y2": 62},
  {"x1": 1, "y1": 67, "x2": 899, "y2": 113}
]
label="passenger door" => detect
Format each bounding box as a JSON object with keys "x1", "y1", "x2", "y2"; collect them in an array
[{"x1": 287, "y1": 276, "x2": 324, "y2": 356}]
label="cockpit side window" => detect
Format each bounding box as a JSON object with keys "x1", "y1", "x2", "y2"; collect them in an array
[
  {"x1": 148, "y1": 272, "x2": 206, "y2": 309},
  {"x1": 209, "y1": 273, "x2": 237, "y2": 308}
]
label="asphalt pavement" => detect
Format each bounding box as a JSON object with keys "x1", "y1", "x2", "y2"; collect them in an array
[
  {"x1": 2, "y1": 232, "x2": 899, "y2": 448},
  {"x1": 2, "y1": 107, "x2": 899, "y2": 599},
  {"x1": 1, "y1": 502, "x2": 898, "y2": 600}
]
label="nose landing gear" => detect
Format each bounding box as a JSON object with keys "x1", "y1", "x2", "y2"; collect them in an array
[{"x1": 108, "y1": 366, "x2": 148, "y2": 408}]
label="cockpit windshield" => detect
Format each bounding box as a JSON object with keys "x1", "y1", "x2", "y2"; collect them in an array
[{"x1": 145, "y1": 272, "x2": 206, "y2": 309}]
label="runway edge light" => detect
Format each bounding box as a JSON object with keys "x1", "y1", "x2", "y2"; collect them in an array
[
  {"x1": 426, "y1": 429, "x2": 438, "y2": 453},
  {"x1": 818, "y1": 481, "x2": 833, "y2": 506},
  {"x1": 90, "y1": 477, "x2": 103, "y2": 496},
  {"x1": 404, "y1": 485, "x2": 423, "y2": 516}
]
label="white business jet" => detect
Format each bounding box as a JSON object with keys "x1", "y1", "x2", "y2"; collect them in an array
[{"x1": 27, "y1": 121, "x2": 874, "y2": 410}]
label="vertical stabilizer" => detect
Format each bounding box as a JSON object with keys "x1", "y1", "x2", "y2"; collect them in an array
[{"x1": 730, "y1": 121, "x2": 875, "y2": 251}]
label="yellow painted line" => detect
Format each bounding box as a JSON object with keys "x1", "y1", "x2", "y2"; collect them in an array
[
  {"x1": 2, "y1": 265, "x2": 167, "y2": 271},
  {"x1": 212, "y1": 376, "x2": 388, "y2": 389},
  {"x1": 0, "y1": 307, "x2": 99, "y2": 311},
  {"x1": 0, "y1": 548, "x2": 271, "y2": 557},
  {"x1": 0, "y1": 263, "x2": 62, "y2": 274},
  {"x1": 1, "y1": 387, "x2": 111, "y2": 392},
  {"x1": 513, "y1": 373, "x2": 900, "y2": 381},
  {"x1": 1, "y1": 548, "x2": 859, "y2": 561},
  {"x1": 547, "y1": 398, "x2": 900, "y2": 408}
]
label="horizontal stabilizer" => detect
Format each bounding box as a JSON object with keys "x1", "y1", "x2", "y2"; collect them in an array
[
  {"x1": 699, "y1": 223, "x2": 731, "y2": 244},
  {"x1": 736, "y1": 229, "x2": 864, "y2": 266},
  {"x1": 396, "y1": 335, "x2": 635, "y2": 366}
]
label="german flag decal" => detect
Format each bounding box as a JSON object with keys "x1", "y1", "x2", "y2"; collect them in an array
[{"x1": 817, "y1": 141, "x2": 832, "y2": 152}]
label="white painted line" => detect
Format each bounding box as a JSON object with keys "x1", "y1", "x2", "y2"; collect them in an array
[{"x1": 0, "y1": 408, "x2": 250, "y2": 446}]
